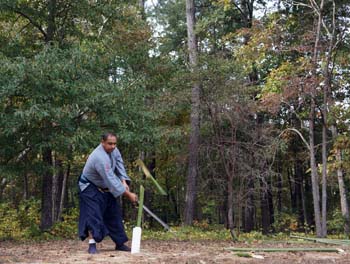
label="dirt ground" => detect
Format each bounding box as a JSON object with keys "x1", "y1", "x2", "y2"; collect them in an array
[{"x1": 0, "y1": 239, "x2": 349, "y2": 264}]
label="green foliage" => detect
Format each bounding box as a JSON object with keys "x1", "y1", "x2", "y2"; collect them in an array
[
  {"x1": 0, "y1": 199, "x2": 40, "y2": 240},
  {"x1": 327, "y1": 209, "x2": 347, "y2": 234},
  {"x1": 0, "y1": 0, "x2": 154, "y2": 164},
  {"x1": 49, "y1": 208, "x2": 79, "y2": 239},
  {"x1": 201, "y1": 200, "x2": 217, "y2": 221},
  {"x1": 0, "y1": 44, "x2": 147, "y2": 166},
  {"x1": 0, "y1": 203, "x2": 23, "y2": 240},
  {"x1": 17, "y1": 199, "x2": 41, "y2": 238},
  {"x1": 0, "y1": 199, "x2": 77, "y2": 240},
  {"x1": 262, "y1": 58, "x2": 309, "y2": 95},
  {"x1": 272, "y1": 213, "x2": 299, "y2": 233}
]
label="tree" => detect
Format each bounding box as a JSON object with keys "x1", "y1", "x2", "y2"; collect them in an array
[
  {"x1": 0, "y1": 0, "x2": 152, "y2": 230},
  {"x1": 183, "y1": 0, "x2": 201, "y2": 226}
]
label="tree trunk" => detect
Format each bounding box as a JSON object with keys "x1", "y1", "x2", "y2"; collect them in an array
[
  {"x1": 331, "y1": 126, "x2": 350, "y2": 236},
  {"x1": 184, "y1": 0, "x2": 200, "y2": 226},
  {"x1": 240, "y1": 0, "x2": 253, "y2": 28},
  {"x1": 57, "y1": 163, "x2": 69, "y2": 221},
  {"x1": 301, "y1": 175, "x2": 308, "y2": 230},
  {"x1": 23, "y1": 172, "x2": 29, "y2": 200},
  {"x1": 40, "y1": 147, "x2": 53, "y2": 231},
  {"x1": 52, "y1": 157, "x2": 65, "y2": 222},
  {"x1": 52, "y1": 154, "x2": 58, "y2": 222},
  {"x1": 166, "y1": 174, "x2": 179, "y2": 222},
  {"x1": 227, "y1": 145, "x2": 237, "y2": 240},
  {"x1": 309, "y1": 0, "x2": 324, "y2": 238},
  {"x1": 244, "y1": 172, "x2": 255, "y2": 232},
  {"x1": 227, "y1": 125, "x2": 236, "y2": 237},
  {"x1": 321, "y1": 46, "x2": 330, "y2": 237},
  {"x1": 0, "y1": 178, "x2": 7, "y2": 202},
  {"x1": 277, "y1": 161, "x2": 283, "y2": 213},
  {"x1": 325, "y1": 0, "x2": 349, "y2": 236},
  {"x1": 309, "y1": 106, "x2": 322, "y2": 237},
  {"x1": 304, "y1": 174, "x2": 314, "y2": 227},
  {"x1": 260, "y1": 178, "x2": 270, "y2": 235},
  {"x1": 40, "y1": 0, "x2": 58, "y2": 231},
  {"x1": 287, "y1": 167, "x2": 296, "y2": 211},
  {"x1": 227, "y1": 171, "x2": 234, "y2": 230},
  {"x1": 321, "y1": 94, "x2": 328, "y2": 237},
  {"x1": 268, "y1": 180, "x2": 274, "y2": 227},
  {"x1": 139, "y1": 0, "x2": 145, "y2": 18},
  {"x1": 46, "y1": 0, "x2": 56, "y2": 43},
  {"x1": 295, "y1": 160, "x2": 305, "y2": 229}
]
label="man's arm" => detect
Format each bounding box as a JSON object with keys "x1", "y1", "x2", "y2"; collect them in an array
[{"x1": 113, "y1": 148, "x2": 131, "y2": 183}]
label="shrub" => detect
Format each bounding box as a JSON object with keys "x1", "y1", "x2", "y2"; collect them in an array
[
  {"x1": 0, "y1": 199, "x2": 41, "y2": 240},
  {"x1": 50, "y1": 207, "x2": 79, "y2": 239},
  {"x1": 272, "y1": 212, "x2": 299, "y2": 233},
  {"x1": 0, "y1": 203, "x2": 22, "y2": 240},
  {"x1": 328, "y1": 209, "x2": 346, "y2": 234}
]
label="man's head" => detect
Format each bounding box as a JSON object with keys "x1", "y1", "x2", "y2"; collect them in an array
[{"x1": 101, "y1": 132, "x2": 117, "y2": 153}]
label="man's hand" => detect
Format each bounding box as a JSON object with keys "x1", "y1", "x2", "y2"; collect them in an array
[
  {"x1": 124, "y1": 191, "x2": 138, "y2": 204},
  {"x1": 122, "y1": 180, "x2": 129, "y2": 192}
]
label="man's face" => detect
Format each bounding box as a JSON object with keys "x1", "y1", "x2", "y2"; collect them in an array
[{"x1": 101, "y1": 135, "x2": 117, "y2": 153}]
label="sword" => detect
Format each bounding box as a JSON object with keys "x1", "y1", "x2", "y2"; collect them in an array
[{"x1": 138, "y1": 203, "x2": 170, "y2": 231}]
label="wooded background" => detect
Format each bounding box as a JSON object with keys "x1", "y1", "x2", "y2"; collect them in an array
[{"x1": 0, "y1": 0, "x2": 349, "y2": 239}]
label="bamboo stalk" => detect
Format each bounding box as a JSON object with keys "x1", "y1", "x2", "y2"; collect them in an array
[
  {"x1": 320, "y1": 239, "x2": 350, "y2": 243},
  {"x1": 263, "y1": 240, "x2": 314, "y2": 244},
  {"x1": 136, "y1": 185, "x2": 145, "y2": 227},
  {"x1": 314, "y1": 239, "x2": 350, "y2": 244},
  {"x1": 135, "y1": 159, "x2": 167, "y2": 195},
  {"x1": 290, "y1": 235, "x2": 350, "y2": 245},
  {"x1": 226, "y1": 247, "x2": 343, "y2": 253}
]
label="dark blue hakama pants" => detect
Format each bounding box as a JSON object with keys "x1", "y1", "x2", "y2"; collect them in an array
[{"x1": 78, "y1": 184, "x2": 128, "y2": 245}]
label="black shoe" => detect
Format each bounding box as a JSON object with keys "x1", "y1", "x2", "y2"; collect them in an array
[
  {"x1": 115, "y1": 244, "x2": 131, "y2": 252},
  {"x1": 88, "y1": 243, "x2": 98, "y2": 254}
]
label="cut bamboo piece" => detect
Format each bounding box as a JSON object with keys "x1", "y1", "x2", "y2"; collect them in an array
[
  {"x1": 135, "y1": 159, "x2": 167, "y2": 195},
  {"x1": 236, "y1": 252, "x2": 252, "y2": 258},
  {"x1": 226, "y1": 247, "x2": 343, "y2": 253},
  {"x1": 290, "y1": 235, "x2": 350, "y2": 246}
]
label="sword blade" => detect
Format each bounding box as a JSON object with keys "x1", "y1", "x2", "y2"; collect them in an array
[{"x1": 142, "y1": 205, "x2": 170, "y2": 231}]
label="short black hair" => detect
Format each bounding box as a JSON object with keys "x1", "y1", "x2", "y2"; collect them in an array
[{"x1": 101, "y1": 132, "x2": 117, "y2": 141}]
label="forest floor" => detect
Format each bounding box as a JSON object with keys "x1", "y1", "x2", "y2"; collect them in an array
[{"x1": 1, "y1": 238, "x2": 349, "y2": 264}]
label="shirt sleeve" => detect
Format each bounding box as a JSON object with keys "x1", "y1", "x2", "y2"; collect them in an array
[
  {"x1": 114, "y1": 148, "x2": 131, "y2": 182},
  {"x1": 94, "y1": 157, "x2": 126, "y2": 198}
]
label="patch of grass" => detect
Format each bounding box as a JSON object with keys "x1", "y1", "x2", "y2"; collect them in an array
[{"x1": 125, "y1": 225, "x2": 231, "y2": 241}]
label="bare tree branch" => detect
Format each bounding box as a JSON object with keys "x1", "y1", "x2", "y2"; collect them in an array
[
  {"x1": 279, "y1": 128, "x2": 311, "y2": 150},
  {"x1": 8, "y1": 6, "x2": 48, "y2": 39}
]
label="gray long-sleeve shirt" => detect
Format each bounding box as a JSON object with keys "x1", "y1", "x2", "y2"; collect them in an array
[{"x1": 79, "y1": 144, "x2": 131, "y2": 198}]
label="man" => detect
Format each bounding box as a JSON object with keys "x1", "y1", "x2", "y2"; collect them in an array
[{"x1": 78, "y1": 132, "x2": 138, "y2": 254}]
